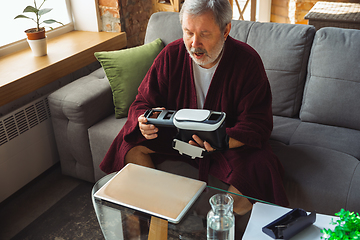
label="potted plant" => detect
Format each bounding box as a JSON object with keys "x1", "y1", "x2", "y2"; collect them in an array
[
  {"x1": 321, "y1": 209, "x2": 360, "y2": 240},
  {"x1": 14, "y1": 0, "x2": 64, "y2": 56}
]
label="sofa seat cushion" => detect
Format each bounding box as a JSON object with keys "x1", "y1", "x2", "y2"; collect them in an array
[
  {"x1": 289, "y1": 122, "x2": 360, "y2": 159},
  {"x1": 89, "y1": 114, "x2": 127, "y2": 181},
  {"x1": 272, "y1": 116, "x2": 360, "y2": 160},
  {"x1": 271, "y1": 116, "x2": 301, "y2": 145},
  {"x1": 300, "y1": 27, "x2": 360, "y2": 130},
  {"x1": 270, "y1": 141, "x2": 360, "y2": 215}
]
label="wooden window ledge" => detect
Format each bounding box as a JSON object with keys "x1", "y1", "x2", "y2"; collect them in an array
[{"x1": 0, "y1": 31, "x2": 127, "y2": 107}]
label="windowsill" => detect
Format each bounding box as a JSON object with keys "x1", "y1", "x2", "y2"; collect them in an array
[{"x1": 0, "y1": 31, "x2": 127, "y2": 107}]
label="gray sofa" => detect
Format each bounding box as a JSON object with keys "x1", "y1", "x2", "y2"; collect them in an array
[{"x1": 48, "y1": 11, "x2": 360, "y2": 220}]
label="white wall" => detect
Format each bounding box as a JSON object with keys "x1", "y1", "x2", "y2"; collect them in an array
[
  {"x1": 70, "y1": 0, "x2": 101, "y2": 32},
  {"x1": 257, "y1": 0, "x2": 272, "y2": 22}
]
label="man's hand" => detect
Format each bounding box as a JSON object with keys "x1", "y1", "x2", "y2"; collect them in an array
[
  {"x1": 188, "y1": 134, "x2": 215, "y2": 152},
  {"x1": 138, "y1": 107, "x2": 165, "y2": 140},
  {"x1": 138, "y1": 114, "x2": 159, "y2": 139},
  {"x1": 189, "y1": 135, "x2": 245, "y2": 151}
]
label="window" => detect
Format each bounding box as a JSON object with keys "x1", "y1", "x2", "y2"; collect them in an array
[{"x1": 0, "y1": 0, "x2": 72, "y2": 48}]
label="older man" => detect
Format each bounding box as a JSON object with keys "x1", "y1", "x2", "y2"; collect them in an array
[{"x1": 100, "y1": 0, "x2": 289, "y2": 215}]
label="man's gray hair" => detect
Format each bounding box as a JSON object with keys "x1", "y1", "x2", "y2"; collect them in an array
[{"x1": 180, "y1": 0, "x2": 232, "y2": 32}]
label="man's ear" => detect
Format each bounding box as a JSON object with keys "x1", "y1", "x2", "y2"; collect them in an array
[{"x1": 224, "y1": 22, "x2": 231, "y2": 40}]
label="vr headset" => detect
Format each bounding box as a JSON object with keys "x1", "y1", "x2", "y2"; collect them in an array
[{"x1": 144, "y1": 109, "x2": 229, "y2": 159}]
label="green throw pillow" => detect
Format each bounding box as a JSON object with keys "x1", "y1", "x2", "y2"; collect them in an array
[{"x1": 94, "y1": 38, "x2": 164, "y2": 118}]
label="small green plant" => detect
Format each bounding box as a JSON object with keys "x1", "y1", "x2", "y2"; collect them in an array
[
  {"x1": 321, "y1": 209, "x2": 360, "y2": 240},
  {"x1": 14, "y1": 0, "x2": 63, "y2": 32}
]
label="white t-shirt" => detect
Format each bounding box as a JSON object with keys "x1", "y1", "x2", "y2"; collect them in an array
[{"x1": 192, "y1": 60, "x2": 220, "y2": 109}]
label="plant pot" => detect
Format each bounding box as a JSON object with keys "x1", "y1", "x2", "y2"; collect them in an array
[
  {"x1": 25, "y1": 28, "x2": 47, "y2": 56},
  {"x1": 27, "y1": 38, "x2": 47, "y2": 57},
  {"x1": 25, "y1": 27, "x2": 46, "y2": 40}
]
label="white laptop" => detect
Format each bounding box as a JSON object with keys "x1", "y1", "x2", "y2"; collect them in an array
[{"x1": 94, "y1": 163, "x2": 207, "y2": 223}]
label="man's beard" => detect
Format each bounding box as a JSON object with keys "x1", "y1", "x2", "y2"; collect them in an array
[{"x1": 186, "y1": 38, "x2": 225, "y2": 67}]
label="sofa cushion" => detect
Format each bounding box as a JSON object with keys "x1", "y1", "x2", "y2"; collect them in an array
[
  {"x1": 289, "y1": 122, "x2": 360, "y2": 160},
  {"x1": 94, "y1": 38, "x2": 164, "y2": 118},
  {"x1": 347, "y1": 165, "x2": 360, "y2": 213},
  {"x1": 244, "y1": 22, "x2": 315, "y2": 117},
  {"x1": 271, "y1": 116, "x2": 301, "y2": 145},
  {"x1": 144, "y1": 12, "x2": 183, "y2": 45},
  {"x1": 229, "y1": 20, "x2": 255, "y2": 42},
  {"x1": 89, "y1": 115, "x2": 127, "y2": 181},
  {"x1": 270, "y1": 141, "x2": 360, "y2": 215},
  {"x1": 300, "y1": 27, "x2": 360, "y2": 130},
  {"x1": 272, "y1": 118, "x2": 360, "y2": 160}
]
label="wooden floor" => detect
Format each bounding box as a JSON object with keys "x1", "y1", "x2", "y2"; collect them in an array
[{"x1": 0, "y1": 163, "x2": 85, "y2": 240}]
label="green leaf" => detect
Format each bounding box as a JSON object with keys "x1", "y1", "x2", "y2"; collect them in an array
[
  {"x1": 38, "y1": 8, "x2": 52, "y2": 16},
  {"x1": 42, "y1": 19, "x2": 64, "y2": 25},
  {"x1": 14, "y1": 14, "x2": 32, "y2": 20},
  {"x1": 23, "y1": 6, "x2": 39, "y2": 13},
  {"x1": 322, "y1": 209, "x2": 360, "y2": 240},
  {"x1": 42, "y1": 19, "x2": 56, "y2": 24}
]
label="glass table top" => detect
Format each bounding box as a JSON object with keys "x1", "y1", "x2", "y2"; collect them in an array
[
  {"x1": 91, "y1": 171, "x2": 273, "y2": 240},
  {"x1": 92, "y1": 172, "x2": 223, "y2": 239}
]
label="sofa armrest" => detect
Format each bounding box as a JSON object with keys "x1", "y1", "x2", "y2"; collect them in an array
[{"x1": 48, "y1": 67, "x2": 114, "y2": 182}]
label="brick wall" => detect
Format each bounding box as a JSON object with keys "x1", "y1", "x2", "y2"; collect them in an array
[
  {"x1": 119, "y1": 0, "x2": 153, "y2": 47},
  {"x1": 98, "y1": 0, "x2": 121, "y2": 32},
  {"x1": 98, "y1": 0, "x2": 153, "y2": 47},
  {"x1": 271, "y1": 0, "x2": 359, "y2": 24}
]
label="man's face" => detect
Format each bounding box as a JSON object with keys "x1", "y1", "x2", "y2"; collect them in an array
[{"x1": 182, "y1": 11, "x2": 230, "y2": 69}]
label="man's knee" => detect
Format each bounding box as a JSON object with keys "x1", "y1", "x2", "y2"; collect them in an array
[
  {"x1": 127, "y1": 145, "x2": 155, "y2": 156},
  {"x1": 125, "y1": 145, "x2": 155, "y2": 168}
]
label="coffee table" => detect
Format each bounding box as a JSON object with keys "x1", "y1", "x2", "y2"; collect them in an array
[
  {"x1": 92, "y1": 172, "x2": 233, "y2": 240},
  {"x1": 92, "y1": 172, "x2": 338, "y2": 240}
]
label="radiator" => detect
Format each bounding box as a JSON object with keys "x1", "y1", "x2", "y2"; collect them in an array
[{"x1": 0, "y1": 96, "x2": 59, "y2": 203}]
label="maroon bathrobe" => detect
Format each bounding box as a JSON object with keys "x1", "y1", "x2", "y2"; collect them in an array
[{"x1": 100, "y1": 36, "x2": 289, "y2": 207}]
